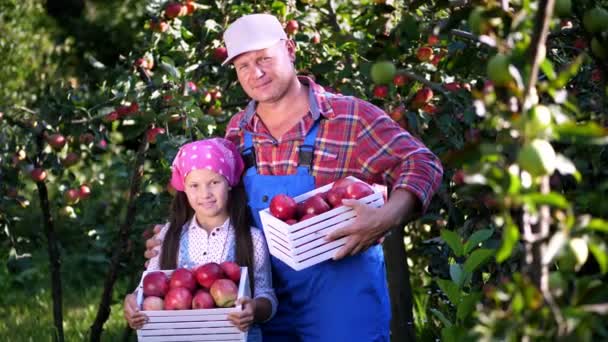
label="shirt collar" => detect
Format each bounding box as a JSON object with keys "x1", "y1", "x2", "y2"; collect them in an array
[
  {"x1": 186, "y1": 216, "x2": 231, "y2": 232},
  {"x1": 238, "y1": 76, "x2": 337, "y2": 130}
]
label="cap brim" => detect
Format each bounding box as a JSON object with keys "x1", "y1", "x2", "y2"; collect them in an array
[{"x1": 221, "y1": 39, "x2": 283, "y2": 66}]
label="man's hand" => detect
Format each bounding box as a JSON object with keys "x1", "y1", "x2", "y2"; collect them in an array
[
  {"x1": 227, "y1": 297, "x2": 256, "y2": 332},
  {"x1": 326, "y1": 189, "x2": 419, "y2": 260},
  {"x1": 325, "y1": 199, "x2": 388, "y2": 260},
  {"x1": 143, "y1": 224, "x2": 164, "y2": 263},
  {"x1": 124, "y1": 293, "x2": 148, "y2": 330}
]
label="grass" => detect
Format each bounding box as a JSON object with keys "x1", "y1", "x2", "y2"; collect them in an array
[{"x1": 0, "y1": 284, "x2": 134, "y2": 341}]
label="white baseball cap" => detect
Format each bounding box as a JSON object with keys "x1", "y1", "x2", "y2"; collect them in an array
[{"x1": 222, "y1": 14, "x2": 288, "y2": 66}]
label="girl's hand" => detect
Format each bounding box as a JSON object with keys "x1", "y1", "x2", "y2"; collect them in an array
[
  {"x1": 227, "y1": 297, "x2": 256, "y2": 332},
  {"x1": 124, "y1": 293, "x2": 148, "y2": 330}
]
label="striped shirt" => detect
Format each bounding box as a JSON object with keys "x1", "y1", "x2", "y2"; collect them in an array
[{"x1": 225, "y1": 76, "x2": 443, "y2": 211}]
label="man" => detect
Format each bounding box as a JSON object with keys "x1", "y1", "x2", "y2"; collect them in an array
[{"x1": 144, "y1": 13, "x2": 443, "y2": 341}]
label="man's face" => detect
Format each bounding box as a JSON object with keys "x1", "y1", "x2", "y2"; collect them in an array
[{"x1": 232, "y1": 40, "x2": 296, "y2": 104}]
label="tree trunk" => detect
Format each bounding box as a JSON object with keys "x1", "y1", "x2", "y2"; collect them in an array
[
  {"x1": 384, "y1": 226, "x2": 415, "y2": 342},
  {"x1": 33, "y1": 130, "x2": 65, "y2": 342},
  {"x1": 37, "y1": 180, "x2": 65, "y2": 342},
  {"x1": 89, "y1": 136, "x2": 149, "y2": 342}
]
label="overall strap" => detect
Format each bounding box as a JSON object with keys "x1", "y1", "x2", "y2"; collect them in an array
[
  {"x1": 242, "y1": 130, "x2": 256, "y2": 171},
  {"x1": 297, "y1": 118, "x2": 321, "y2": 172}
]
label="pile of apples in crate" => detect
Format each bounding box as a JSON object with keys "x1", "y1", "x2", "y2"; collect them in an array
[
  {"x1": 141, "y1": 261, "x2": 241, "y2": 311},
  {"x1": 269, "y1": 177, "x2": 374, "y2": 224}
]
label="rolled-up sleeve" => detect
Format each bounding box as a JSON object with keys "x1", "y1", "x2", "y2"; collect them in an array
[
  {"x1": 250, "y1": 227, "x2": 278, "y2": 321},
  {"x1": 353, "y1": 100, "x2": 443, "y2": 212}
]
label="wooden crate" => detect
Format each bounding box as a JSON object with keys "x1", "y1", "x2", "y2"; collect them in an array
[
  {"x1": 136, "y1": 267, "x2": 250, "y2": 342},
  {"x1": 259, "y1": 176, "x2": 386, "y2": 271}
]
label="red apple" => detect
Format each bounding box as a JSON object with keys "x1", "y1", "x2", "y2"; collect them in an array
[
  {"x1": 332, "y1": 178, "x2": 356, "y2": 189},
  {"x1": 269, "y1": 194, "x2": 297, "y2": 220},
  {"x1": 61, "y1": 152, "x2": 80, "y2": 167},
  {"x1": 192, "y1": 289, "x2": 215, "y2": 309},
  {"x1": 30, "y1": 168, "x2": 47, "y2": 182},
  {"x1": 285, "y1": 219, "x2": 298, "y2": 225},
  {"x1": 390, "y1": 105, "x2": 406, "y2": 122},
  {"x1": 146, "y1": 127, "x2": 166, "y2": 144},
  {"x1": 422, "y1": 103, "x2": 437, "y2": 114},
  {"x1": 142, "y1": 296, "x2": 164, "y2": 310},
  {"x1": 452, "y1": 170, "x2": 465, "y2": 185},
  {"x1": 326, "y1": 186, "x2": 347, "y2": 208},
  {"x1": 165, "y1": 2, "x2": 183, "y2": 19},
  {"x1": 64, "y1": 189, "x2": 80, "y2": 204},
  {"x1": 150, "y1": 19, "x2": 169, "y2": 33},
  {"x1": 416, "y1": 46, "x2": 434, "y2": 62},
  {"x1": 185, "y1": 1, "x2": 196, "y2": 15},
  {"x1": 301, "y1": 194, "x2": 331, "y2": 216},
  {"x1": 129, "y1": 102, "x2": 139, "y2": 114},
  {"x1": 220, "y1": 261, "x2": 241, "y2": 283},
  {"x1": 78, "y1": 184, "x2": 91, "y2": 200},
  {"x1": 194, "y1": 262, "x2": 225, "y2": 288},
  {"x1": 411, "y1": 88, "x2": 433, "y2": 109},
  {"x1": 210, "y1": 279, "x2": 238, "y2": 307},
  {"x1": 443, "y1": 82, "x2": 462, "y2": 92},
  {"x1": 79, "y1": 133, "x2": 95, "y2": 145},
  {"x1": 428, "y1": 35, "x2": 440, "y2": 45},
  {"x1": 311, "y1": 33, "x2": 321, "y2": 44},
  {"x1": 103, "y1": 111, "x2": 119, "y2": 122},
  {"x1": 299, "y1": 213, "x2": 316, "y2": 221},
  {"x1": 213, "y1": 47, "x2": 228, "y2": 62},
  {"x1": 164, "y1": 287, "x2": 192, "y2": 310},
  {"x1": 393, "y1": 74, "x2": 408, "y2": 87},
  {"x1": 143, "y1": 271, "x2": 170, "y2": 297},
  {"x1": 170, "y1": 268, "x2": 197, "y2": 291},
  {"x1": 285, "y1": 20, "x2": 299, "y2": 35},
  {"x1": 373, "y1": 85, "x2": 389, "y2": 98},
  {"x1": 344, "y1": 182, "x2": 374, "y2": 200},
  {"x1": 47, "y1": 134, "x2": 66, "y2": 150}
]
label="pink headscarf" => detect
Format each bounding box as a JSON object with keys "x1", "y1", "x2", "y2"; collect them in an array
[{"x1": 170, "y1": 138, "x2": 244, "y2": 191}]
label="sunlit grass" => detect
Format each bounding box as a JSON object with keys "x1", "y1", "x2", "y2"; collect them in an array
[{"x1": 0, "y1": 283, "x2": 135, "y2": 341}]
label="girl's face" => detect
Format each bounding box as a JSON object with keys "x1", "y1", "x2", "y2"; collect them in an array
[{"x1": 183, "y1": 168, "x2": 230, "y2": 223}]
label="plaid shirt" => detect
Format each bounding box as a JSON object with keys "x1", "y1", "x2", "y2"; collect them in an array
[{"x1": 225, "y1": 76, "x2": 443, "y2": 211}]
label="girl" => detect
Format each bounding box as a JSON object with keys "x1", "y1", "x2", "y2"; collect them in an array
[{"x1": 123, "y1": 138, "x2": 277, "y2": 341}]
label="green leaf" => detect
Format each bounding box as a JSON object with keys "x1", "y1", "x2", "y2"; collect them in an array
[
  {"x1": 540, "y1": 59, "x2": 556, "y2": 80},
  {"x1": 552, "y1": 54, "x2": 583, "y2": 88},
  {"x1": 554, "y1": 154, "x2": 582, "y2": 182},
  {"x1": 496, "y1": 223, "x2": 520, "y2": 263},
  {"x1": 569, "y1": 238, "x2": 589, "y2": 268},
  {"x1": 555, "y1": 122, "x2": 608, "y2": 144},
  {"x1": 180, "y1": 27, "x2": 194, "y2": 40},
  {"x1": 588, "y1": 239, "x2": 608, "y2": 274},
  {"x1": 160, "y1": 57, "x2": 180, "y2": 80},
  {"x1": 271, "y1": 1, "x2": 287, "y2": 17},
  {"x1": 436, "y1": 278, "x2": 461, "y2": 305},
  {"x1": 464, "y1": 228, "x2": 494, "y2": 254},
  {"x1": 441, "y1": 229, "x2": 464, "y2": 257},
  {"x1": 456, "y1": 292, "x2": 482, "y2": 322},
  {"x1": 450, "y1": 263, "x2": 466, "y2": 288},
  {"x1": 522, "y1": 192, "x2": 569, "y2": 209},
  {"x1": 543, "y1": 231, "x2": 568, "y2": 265},
  {"x1": 441, "y1": 325, "x2": 469, "y2": 342},
  {"x1": 585, "y1": 218, "x2": 608, "y2": 233},
  {"x1": 463, "y1": 249, "x2": 495, "y2": 274},
  {"x1": 430, "y1": 308, "x2": 452, "y2": 327}
]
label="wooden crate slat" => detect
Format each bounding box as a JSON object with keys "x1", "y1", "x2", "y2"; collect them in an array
[{"x1": 139, "y1": 327, "x2": 240, "y2": 336}]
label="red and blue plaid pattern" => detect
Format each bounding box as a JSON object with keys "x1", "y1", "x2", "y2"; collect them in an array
[{"x1": 225, "y1": 77, "x2": 443, "y2": 211}]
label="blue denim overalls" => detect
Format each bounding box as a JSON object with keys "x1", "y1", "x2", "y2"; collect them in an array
[{"x1": 240, "y1": 89, "x2": 390, "y2": 342}]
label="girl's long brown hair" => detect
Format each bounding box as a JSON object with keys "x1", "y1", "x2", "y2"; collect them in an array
[{"x1": 159, "y1": 184, "x2": 255, "y2": 294}]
